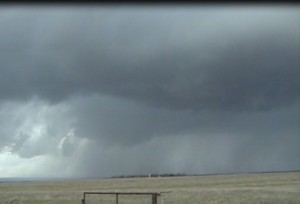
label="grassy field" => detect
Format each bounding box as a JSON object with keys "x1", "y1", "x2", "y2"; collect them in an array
[{"x1": 0, "y1": 172, "x2": 299, "y2": 204}]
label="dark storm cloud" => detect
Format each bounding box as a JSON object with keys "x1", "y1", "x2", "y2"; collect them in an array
[
  {"x1": 71, "y1": 107, "x2": 300, "y2": 178},
  {"x1": 0, "y1": 6, "x2": 298, "y2": 111},
  {"x1": 68, "y1": 94, "x2": 299, "y2": 146},
  {"x1": 67, "y1": 95, "x2": 299, "y2": 176},
  {"x1": 0, "y1": 6, "x2": 299, "y2": 177}
]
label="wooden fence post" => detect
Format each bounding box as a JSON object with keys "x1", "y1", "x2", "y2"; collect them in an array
[{"x1": 152, "y1": 194, "x2": 157, "y2": 204}]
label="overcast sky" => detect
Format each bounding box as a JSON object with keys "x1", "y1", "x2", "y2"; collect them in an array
[{"x1": 0, "y1": 5, "x2": 299, "y2": 178}]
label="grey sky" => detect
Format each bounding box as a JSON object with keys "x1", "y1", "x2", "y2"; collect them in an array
[{"x1": 0, "y1": 5, "x2": 299, "y2": 178}]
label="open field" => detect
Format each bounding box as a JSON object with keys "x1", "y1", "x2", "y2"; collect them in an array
[{"x1": 0, "y1": 172, "x2": 299, "y2": 204}]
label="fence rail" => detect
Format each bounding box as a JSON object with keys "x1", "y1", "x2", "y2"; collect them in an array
[{"x1": 82, "y1": 191, "x2": 171, "y2": 204}]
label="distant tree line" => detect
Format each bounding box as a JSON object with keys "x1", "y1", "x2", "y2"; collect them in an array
[
  {"x1": 109, "y1": 170, "x2": 300, "y2": 179},
  {"x1": 111, "y1": 173, "x2": 187, "y2": 179}
]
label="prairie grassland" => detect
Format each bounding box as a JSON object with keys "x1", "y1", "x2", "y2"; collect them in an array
[{"x1": 0, "y1": 172, "x2": 299, "y2": 204}]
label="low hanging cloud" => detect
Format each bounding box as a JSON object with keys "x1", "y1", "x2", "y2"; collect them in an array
[{"x1": 0, "y1": 6, "x2": 299, "y2": 178}]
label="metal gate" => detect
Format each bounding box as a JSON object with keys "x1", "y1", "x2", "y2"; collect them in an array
[{"x1": 81, "y1": 191, "x2": 170, "y2": 204}]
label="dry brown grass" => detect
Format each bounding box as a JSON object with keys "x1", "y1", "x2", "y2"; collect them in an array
[{"x1": 0, "y1": 172, "x2": 299, "y2": 204}]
